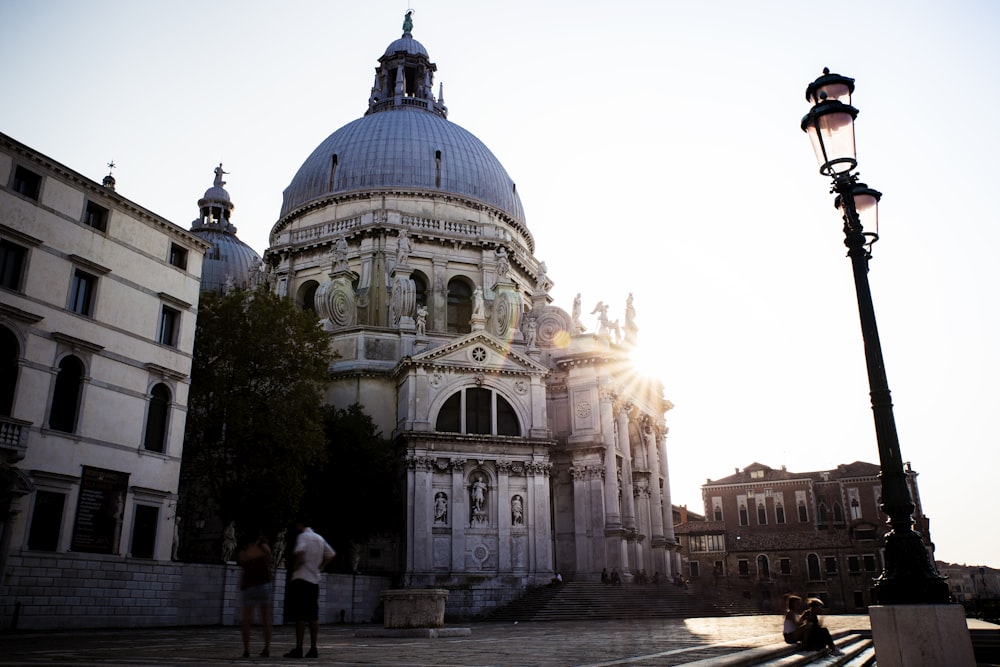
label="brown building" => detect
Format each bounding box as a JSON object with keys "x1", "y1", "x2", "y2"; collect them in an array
[{"x1": 674, "y1": 461, "x2": 935, "y2": 613}]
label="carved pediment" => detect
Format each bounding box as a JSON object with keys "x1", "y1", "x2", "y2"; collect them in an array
[{"x1": 406, "y1": 331, "x2": 548, "y2": 376}]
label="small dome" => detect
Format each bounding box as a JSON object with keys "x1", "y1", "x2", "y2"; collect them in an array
[
  {"x1": 383, "y1": 35, "x2": 428, "y2": 58},
  {"x1": 201, "y1": 185, "x2": 230, "y2": 203},
  {"x1": 197, "y1": 229, "x2": 262, "y2": 294}
]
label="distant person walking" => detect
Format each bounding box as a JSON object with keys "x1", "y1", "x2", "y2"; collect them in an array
[
  {"x1": 283, "y1": 520, "x2": 335, "y2": 659},
  {"x1": 237, "y1": 533, "x2": 273, "y2": 658}
]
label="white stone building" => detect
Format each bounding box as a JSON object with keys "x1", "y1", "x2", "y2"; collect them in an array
[
  {"x1": 266, "y1": 15, "x2": 677, "y2": 614},
  {"x1": 0, "y1": 132, "x2": 208, "y2": 572}
]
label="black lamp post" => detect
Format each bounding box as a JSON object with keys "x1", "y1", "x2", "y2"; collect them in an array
[{"x1": 801, "y1": 69, "x2": 949, "y2": 605}]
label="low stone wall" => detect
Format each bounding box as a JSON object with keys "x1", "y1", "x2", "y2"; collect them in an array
[{"x1": 0, "y1": 552, "x2": 390, "y2": 630}]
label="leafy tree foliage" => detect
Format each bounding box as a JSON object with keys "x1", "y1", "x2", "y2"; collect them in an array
[
  {"x1": 178, "y1": 286, "x2": 333, "y2": 549},
  {"x1": 304, "y1": 404, "x2": 405, "y2": 572}
]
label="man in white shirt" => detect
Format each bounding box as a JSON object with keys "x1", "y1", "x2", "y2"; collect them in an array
[{"x1": 283, "y1": 521, "x2": 335, "y2": 659}]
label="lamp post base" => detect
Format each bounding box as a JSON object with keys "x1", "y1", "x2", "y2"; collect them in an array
[
  {"x1": 873, "y1": 528, "x2": 951, "y2": 605},
  {"x1": 870, "y1": 604, "x2": 975, "y2": 667}
]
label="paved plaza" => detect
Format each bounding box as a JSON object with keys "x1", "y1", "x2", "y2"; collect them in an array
[{"x1": 0, "y1": 614, "x2": 874, "y2": 666}]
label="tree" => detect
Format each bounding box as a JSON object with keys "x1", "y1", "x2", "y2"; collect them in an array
[
  {"x1": 304, "y1": 404, "x2": 405, "y2": 572},
  {"x1": 178, "y1": 286, "x2": 333, "y2": 555}
]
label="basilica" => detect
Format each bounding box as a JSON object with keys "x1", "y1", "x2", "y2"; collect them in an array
[{"x1": 261, "y1": 13, "x2": 677, "y2": 612}]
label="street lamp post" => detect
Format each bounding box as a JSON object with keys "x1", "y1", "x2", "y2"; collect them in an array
[{"x1": 801, "y1": 69, "x2": 949, "y2": 605}]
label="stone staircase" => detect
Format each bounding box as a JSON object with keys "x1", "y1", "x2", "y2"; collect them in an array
[
  {"x1": 680, "y1": 631, "x2": 875, "y2": 666},
  {"x1": 486, "y1": 581, "x2": 723, "y2": 622}
]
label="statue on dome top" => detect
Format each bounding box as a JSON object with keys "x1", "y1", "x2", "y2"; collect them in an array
[
  {"x1": 213, "y1": 163, "x2": 228, "y2": 188},
  {"x1": 403, "y1": 9, "x2": 414, "y2": 35}
]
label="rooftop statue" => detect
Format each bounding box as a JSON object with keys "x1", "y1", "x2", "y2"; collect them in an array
[{"x1": 403, "y1": 9, "x2": 413, "y2": 35}]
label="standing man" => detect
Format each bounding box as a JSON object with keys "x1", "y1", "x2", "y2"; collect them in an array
[{"x1": 284, "y1": 519, "x2": 335, "y2": 659}]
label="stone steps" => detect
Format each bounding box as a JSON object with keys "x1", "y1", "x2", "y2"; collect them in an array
[
  {"x1": 678, "y1": 632, "x2": 874, "y2": 667},
  {"x1": 486, "y1": 581, "x2": 722, "y2": 622}
]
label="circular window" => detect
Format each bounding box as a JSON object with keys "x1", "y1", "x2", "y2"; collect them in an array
[{"x1": 471, "y1": 346, "x2": 487, "y2": 363}]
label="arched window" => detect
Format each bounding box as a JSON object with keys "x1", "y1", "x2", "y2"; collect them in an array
[
  {"x1": 850, "y1": 498, "x2": 861, "y2": 520},
  {"x1": 818, "y1": 502, "x2": 828, "y2": 523},
  {"x1": 807, "y1": 553, "x2": 822, "y2": 580},
  {"x1": 757, "y1": 554, "x2": 770, "y2": 578},
  {"x1": 833, "y1": 502, "x2": 844, "y2": 523},
  {"x1": 143, "y1": 383, "x2": 171, "y2": 453},
  {"x1": 0, "y1": 325, "x2": 19, "y2": 416},
  {"x1": 412, "y1": 272, "x2": 428, "y2": 320},
  {"x1": 775, "y1": 503, "x2": 786, "y2": 524},
  {"x1": 446, "y1": 278, "x2": 472, "y2": 333},
  {"x1": 757, "y1": 502, "x2": 767, "y2": 525},
  {"x1": 798, "y1": 501, "x2": 809, "y2": 522},
  {"x1": 713, "y1": 505, "x2": 723, "y2": 521},
  {"x1": 738, "y1": 504, "x2": 749, "y2": 526},
  {"x1": 48, "y1": 355, "x2": 84, "y2": 432},
  {"x1": 435, "y1": 387, "x2": 521, "y2": 436},
  {"x1": 298, "y1": 280, "x2": 319, "y2": 312}
]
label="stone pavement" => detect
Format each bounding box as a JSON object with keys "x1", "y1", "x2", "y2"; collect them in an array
[{"x1": 0, "y1": 614, "x2": 872, "y2": 666}]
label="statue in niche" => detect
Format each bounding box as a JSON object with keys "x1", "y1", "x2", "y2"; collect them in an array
[
  {"x1": 396, "y1": 228, "x2": 411, "y2": 267},
  {"x1": 416, "y1": 304, "x2": 428, "y2": 336},
  {"x1": 511, "y1": 495, "x2": 524, "y2": 525},
  {"x1": 472, "y1": 286, "x2": 485, "y2": 318},
  {"x1": 470, "y1": 475, "x2": 488, "y2": 525},
  {"x1": 495, "y1": 246, "x2": 510, "y2": 279},
  {"x1": 434, "y1": 491, "x2": 448, "y2": 524},
  {"x1": 272, "y1": 529, "x2": 287, "y2": 569},
  {"x1": 221, "y1": 520, "x2": 237, "y2": 563}
]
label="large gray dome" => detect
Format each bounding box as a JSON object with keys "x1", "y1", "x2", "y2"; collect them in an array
[{"x1": 279, "y1": 109, "x2": 525, "y2": 224}]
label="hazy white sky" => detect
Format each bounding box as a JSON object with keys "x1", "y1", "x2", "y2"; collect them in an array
[{"x1": 4, "y1": 1, "x2": 998, "y2": 568}]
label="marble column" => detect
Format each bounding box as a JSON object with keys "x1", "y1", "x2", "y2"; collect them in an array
[
  {"x1": 449, "y1": 458, "x2": 467, "y2": 574},
  {"x1": 644, "y1": 417, "x2": 667, "y2": 575}
]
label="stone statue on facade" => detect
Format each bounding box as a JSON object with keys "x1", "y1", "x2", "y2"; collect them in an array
[
  {"x1": 591, "y1": 301, "x2": 620, "y2": 342},
  {"x1": 396, "y1": 228, "x2": 411, "y2": 267},
  {"x1": 403, "y1": 9, "x2": 413, "y2": 34},
  {"x1": 572, "y1": 293, "x2": 585, "y2": 332},
  {"x1": 472, "y1": 286, "x2": 485, "y2": 318},
  {"x1": 221, "y1": 521, "x2": 237, "y2": 563},
  {"x1": 332, "y1": 236, "x2": 349, "y2": 273},
  {"x1": 416, "y1": 304, "x2": 428, "y2": 337},
  {"x1": 470, "y1": 475, "x2": 488, "y2": 526},
  {"x1": 434, "y1": 491, "x2": 448, "y2": 524},
  {"x1": 535, "y1": 261, "x2": 553, "y2": 293},
  {"x1": 511, "y1": 495, "x2": 524, "y2": 525},
  {"x1": 213, "y1": 163, "x2": 228, "y2": 187},
  {"x1": 525, "y1": 316, "x2": 537, "y2": 348},
  {"x1": 624, "y1": 292, "x2": 638, "y2": 344},
  {"x1": 495, "y1": 246, "x2": 510, "y2": 280}
]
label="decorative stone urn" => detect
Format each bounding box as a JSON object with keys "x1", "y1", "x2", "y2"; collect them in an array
[{"x1": 381, "y1": 589, "x2": 449, "y2": 629}]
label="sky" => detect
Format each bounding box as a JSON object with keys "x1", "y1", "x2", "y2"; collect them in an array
[{"x1": 3, "y1": 0, "x2": 998, "y2": 568}]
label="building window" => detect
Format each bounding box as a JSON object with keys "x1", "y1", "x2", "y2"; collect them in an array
[
  {"x1": 818, "y1": 502, "x2": 828, "y2": 523},
  {"x1": 129, "y1": 504, "x2": 159, "y2": 558},
  {"x1": 850, "y1": 498, "x2": 861, "y2": 520},
  {"x1": 775, "y1": 503, "x2": 786, "y2": 524},
  {"x1": 68, "y1": 269, "x2": 97, "y2": 316},
  {"x1": 825, "y1": 556, "x2": 838, "y2": 574},
  {"x1": 48, "y1": 355, "x2": 84, "y2": 432},
  {"x1": 297, "y1": 280, "x2": 318, "y2": 310},
  {"x1": 713, "y1": 506, "x2": 723, "y2": 521},
  {"x1": 738, "y1": 559, "x2": 749, "y2": 577},
  {"x1": 27, "y1": 490, "x2": 65, "y2": 551},
  {"x1": 0, "y1": 325, "x2": 19, "y2": 416},
  {"x1": 798, "y1": 501, "x2": 809, "y2": 522},
  {"x1": 833, "y1": 503, "x2": 844, "y2": 523},
  {"x1": 446, "y1": 278, "x2": 472, "y2": 333},
  {"x1": 689, "y1": 560, "x2": 700, "y2": 578},
  {"x1": 143, "y1": 383, "x2": 170, "y2": 453},
  {"x1": 738, "y1": 504, "x2": 749, "y2": 526},
  {"x1": 807, "y1": 553, "x2": 822, "y2": 580},
  {"x1": 863, "y1": 554, "x2": 878, "y2": 573},
  {"x1": 779, "y1": 558, "x2": 791, "y2": 575},
  {"x1": 848, "y1": 555, "x2": 861, "y2": 574},
  {"x1": 169, "y1": 243, "x2": 188, "y2": 269},
  {"x1": 83, "y1": 201, "x2": 108, "y2": 232},
  {"x1": 12, "y1": 165, "x2": 42, "y2": 200},
  {"x1": 158, "y1": 306, "x2": 180, "y2": 347},
  {"x1": 757, "y1": 502, "x2": 767, "y2": 525},
  {"x1": 0, "y1": 239, "x2": 27, "y2": 291},
  {"x1": 749, "y1": 469, "x2": 764, "y2": 479},
  {"x1": 435, "y1": 387, "x2": 521, "y2": 436},
  {"x1": 854, "y1": 526, "x2": 876, "y2": 541}
]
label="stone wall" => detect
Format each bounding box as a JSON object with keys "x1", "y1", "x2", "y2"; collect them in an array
[{"x1": 0, "y1": 552, "x2": 390, "y2": 630}]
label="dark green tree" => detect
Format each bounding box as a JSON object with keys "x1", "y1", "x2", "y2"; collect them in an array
[
  {"x1": 305, "y1": 404, "x2": 405, "y2": 572},
  {"x1": 178, "y1": 285, "x2": 333, "y2": 552}
]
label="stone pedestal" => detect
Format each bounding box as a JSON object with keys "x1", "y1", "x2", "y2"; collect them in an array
[
  {"x1": 381, "y1": 589, "x2": 448, "y2": 629},
  {"x1": 870, "y1": 604, "x2": 975, "y2": 667}
]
